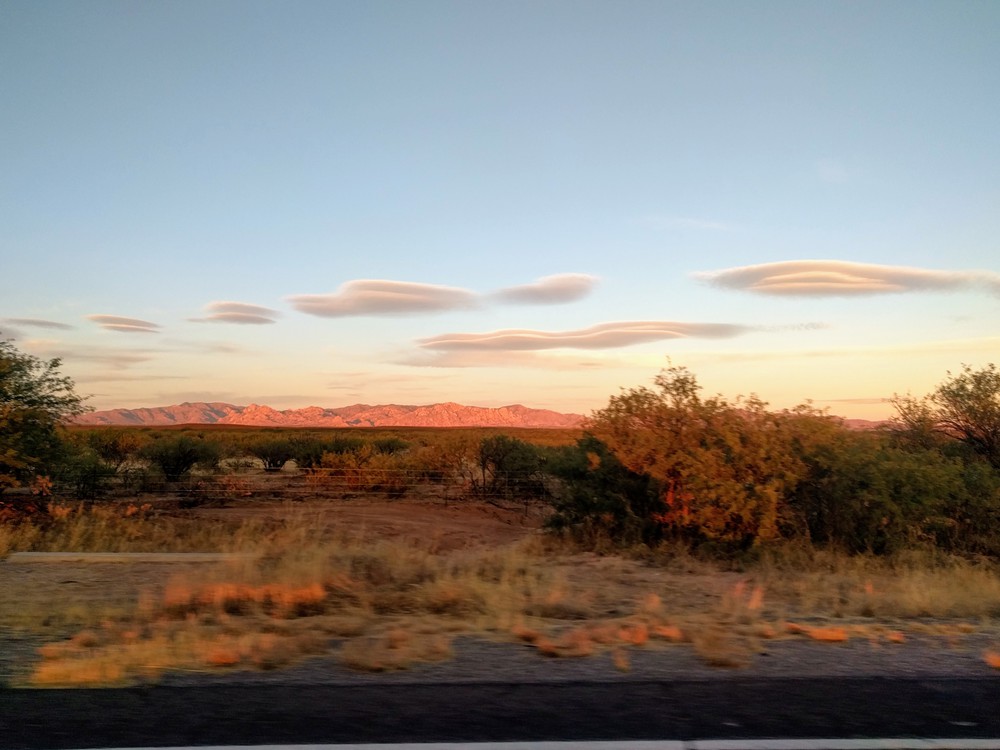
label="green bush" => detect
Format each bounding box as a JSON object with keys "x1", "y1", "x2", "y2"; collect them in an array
[
  {"x1": 83, "y1": 429, "x2": 148, "y2": 472},
  {"x1": 141, "y1": 436, "x2": 221, "y2": 482},
  {"x1": 56, "y1": 449, "x2": 117, "y2": 499},
  {"x1": 545, "y1": 435, "x2": 664, "y2": 545},
  {"x1": 245, "y1": 437, "x2": 295, "y2": 472},
  {"x1": 471, "y1": 435, "x2": 546, "y2": 501}
]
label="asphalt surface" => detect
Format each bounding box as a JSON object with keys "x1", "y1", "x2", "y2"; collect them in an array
[
  {"x1": 3, "y1": 628, "x2": 999, "y2": 748},
  {"x1": 2, "y1": 676, "x2": 999, "y2": 749}
]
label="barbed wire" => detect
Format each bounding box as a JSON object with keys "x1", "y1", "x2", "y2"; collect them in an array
[{"x1": 42, "y1": 466, "x2": 560, "y2": 503}]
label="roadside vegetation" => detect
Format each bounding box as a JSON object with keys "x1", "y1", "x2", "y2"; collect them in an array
[{"x1": 2, "y1": 337, "x2": 999, "y2": 684}]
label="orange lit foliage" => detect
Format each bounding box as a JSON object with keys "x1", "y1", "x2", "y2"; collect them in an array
[
  {"x1": 317, "y1": 446, "x2": 410, "y2": 495},
  {"x1": 162, "y1": 579, "x2": 329, "y2": 618},
  {"x1": 589, "y1": 366, "x2": 806, "y2": 546}
]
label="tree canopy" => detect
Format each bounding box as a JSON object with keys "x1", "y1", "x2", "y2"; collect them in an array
[
  {"x1": 0, "y1": 338, "x2": 87, "y2": 489},
  {"x1": 587, "y1": 366, "x2": 807, "y2": 545},
  {"x1": 892, "y1": 363, "x2": 1000, "y2": 469}
]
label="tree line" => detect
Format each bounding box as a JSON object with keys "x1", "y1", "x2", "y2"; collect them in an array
[{"x1": 2, "y1": 337, "x2": 998, "y2": 556}]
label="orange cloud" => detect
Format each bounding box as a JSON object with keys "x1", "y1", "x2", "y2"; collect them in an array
[
  {"x1": 697, "y1": 260, "x2": 1000, "y2": 297},
  {"x1": 418, "y1": 321, "x2": 752, "y2": 352}
]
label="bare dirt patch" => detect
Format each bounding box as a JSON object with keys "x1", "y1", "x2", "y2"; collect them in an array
[{"x1": 185, "y1": 496, "x2": 541, "y2": 551}]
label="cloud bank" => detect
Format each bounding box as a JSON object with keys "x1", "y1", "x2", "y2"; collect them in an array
[
  {"x1": 289, "y1": 280, "x2": 480, "y2": 317},
  {"x1": 697, "y1": 260, "x2": 1000, "y2": 297},
  {"x1": 493, "y1": 273, "x2": 598, "y2": 305},
  {"x1": 418, "y1": 321, "x2": 751, "y2": 352},
  {"x1": 191, "y1": 301, "x2": 280, "y2": 325},
  {"x1": 87, "y1": 315, "x2": 161, "y2": 333}
]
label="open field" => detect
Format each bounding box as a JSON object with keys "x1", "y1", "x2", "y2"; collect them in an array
[{"x1": 3, "y1": 475, "x2": 1000, "y2": 688}]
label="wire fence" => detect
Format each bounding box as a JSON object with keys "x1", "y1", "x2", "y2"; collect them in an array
[{"x1": 38, "y1": 466, "x2": 560, "y2": 505}]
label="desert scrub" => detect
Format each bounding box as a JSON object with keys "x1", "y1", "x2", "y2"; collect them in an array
[{"x1": 0, "y1": 501, "x2": 271, "y2": 556}]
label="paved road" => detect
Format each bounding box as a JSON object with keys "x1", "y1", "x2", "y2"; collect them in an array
[{"x1": 2, "y1": 677, "x2": 999, "y2": 749}]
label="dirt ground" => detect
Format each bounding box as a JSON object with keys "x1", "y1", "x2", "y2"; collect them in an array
[
  {"x1": 186, "y1": 495, "x2": 543, "y2": 550},
  {"x1": 2, "y1": 495, "x2": 999, "y2": 687}
]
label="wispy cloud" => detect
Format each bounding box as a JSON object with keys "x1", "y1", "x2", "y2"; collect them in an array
[
  {"x1": 418, "y1": 321, "x2": 752, "y2": 352},
  {"x1": 58, "y1": 349, "x2": 155, "y2": 369},
  {"x1": 289, "y1": 280, "x2": 480, "y2": 317},
  {"x1": 684, "y1": 336, "x2": 1000, "y2": 365},
  {"x1": 696, "y1": 260, "x2": 1000, "y2": 297},
  {"x1": 190, "y1": 301, "x2": 280, "y2": 325},
  {"x1": 87, "y1": 314, "x2": 161, "y2": 333},
  {"x1": 4, "y1": 317, "x2": 74, "y2": 330},
  {"x1": 493, "y1": 273, "x2": 598, "y2": 305},
  {"x1": 198, "y1": 342, "x2": 248, "y2": 355},
  {"x1": 817, "y1": 397, "x2": 888, "y2": 405},
  {"x1": 75, "y1": 373, "x2": 188, "y2": 383}
]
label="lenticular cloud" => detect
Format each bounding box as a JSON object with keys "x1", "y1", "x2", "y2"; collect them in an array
[
  {"x1": 419, "y1": 321, "x2": 751, "y2": 351},
  {"x1": 192, "y1": 301, "x2": 280, "y2": 325},
  {"x1": 3, "y1": 318, "x2": 74, "y2": 330},
  {"x1": 288, "y1": 280, "x2": 479, "y2": 317},
  {"x1": 697, "y1": 260, "x2": 1000, "y2": 297},
  {"x1": 86, "y1": 314, "x2": 161, "y2": 333},
  {"x1": 493, "y1": 273, "x2": 598, "y2": 304}
]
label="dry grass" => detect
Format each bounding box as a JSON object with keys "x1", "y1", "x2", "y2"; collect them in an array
[
  {"x1": 5, "y1": 501, "x2": 1000, "y2": 686},
  {"x1": 0, "y1": 502, "x2": 265, "y2": 557},
  {"x1": 752, "y1": 546, "x2": 1000, "y2": 620}
]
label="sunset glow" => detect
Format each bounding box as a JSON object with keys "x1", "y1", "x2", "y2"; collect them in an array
[{"x1": 2, "y1": 2, "x2": 997, "y2": 420}]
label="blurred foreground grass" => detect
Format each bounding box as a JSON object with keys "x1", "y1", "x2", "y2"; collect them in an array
[{"x1": 3, "y1": 500, "x2": 1000, "y2": 686}]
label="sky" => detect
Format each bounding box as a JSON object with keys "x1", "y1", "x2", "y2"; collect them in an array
[{"x1": 1, "y1": 0, "x2": 998, "y2": 420}]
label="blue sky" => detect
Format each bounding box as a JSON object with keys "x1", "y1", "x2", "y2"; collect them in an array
[{"x1": 2, "y1": 0, "x2": 998, "y2": 418}]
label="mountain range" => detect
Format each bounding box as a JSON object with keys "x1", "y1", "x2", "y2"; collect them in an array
[{"x1": 73, "y1": 401, "x2": 587, "y2": 429}]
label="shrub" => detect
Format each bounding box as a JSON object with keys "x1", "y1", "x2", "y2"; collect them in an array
[
  {"x1": 290, "y1": 435, "x2": 366, "y2": 471},
  {"x1": 317, "y1": 446, "x2": 409, "y2": 496},
  {"x1": 245, "y1": 437, "x2": 295, "y2": 472},
  {"x1": 141, "y1": 436, "x2": 221, "y2": 482},
  {"x1": 546, "y1": 435, "x2": 664, "y2": 545},
  {"x1": 587, "y1": 367, "x2": 804, "y2": 547},
  {"x1": 372, "y1": 437, "x2": 408, "y2": 455},
  {"x1": 471, "y1": 435, "x2": 546, "y2": 502},
  {"x1": 83, "y1": 429, "x2": 148, "y2": 472},
  {"x1": 56, "y1": 450, "x2": 117, "y2": 499}
]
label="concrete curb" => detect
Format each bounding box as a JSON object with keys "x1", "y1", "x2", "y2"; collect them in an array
[{"x1": 76, "y1": 741, "x2": 1000, "y2": 750}]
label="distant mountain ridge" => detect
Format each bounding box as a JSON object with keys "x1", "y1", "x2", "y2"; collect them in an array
[{"x1": 73, "y1": 401, "x2": 587, "y2": 429}]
